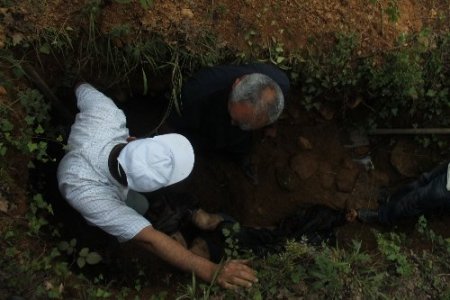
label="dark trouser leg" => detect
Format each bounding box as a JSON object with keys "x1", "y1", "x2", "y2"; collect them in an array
[
  {"x1": 378, "y1": 166, "x2": 450, "y2": 224},
  {"x1": 388, "y1": 163, "x2": 449, "y2": 203}
]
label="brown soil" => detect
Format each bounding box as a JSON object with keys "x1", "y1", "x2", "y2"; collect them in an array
[
  {"x1": 119, "y1": 86, "x2": 450, "y2": 293},
  {"x1": 169, "y1": 95, "x2": 442, "y2": 227},
  {"x1": 4, "y1": 0, "x2": 450, "y2": 55}
]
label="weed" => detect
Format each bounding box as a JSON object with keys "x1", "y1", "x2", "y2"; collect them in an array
[
  {"x1": 385, "y1": 0, "x2": 400, "y2": 22},
  {"x1": 299, "y1": 33, "x2": 359, "y2": 111},
  {"x1": 375, "y1": 231, "x2": 413, "y2": 277},
  {"x1": 222, "y1": 222, "x2": 241, "y2": 259},
  {"x1": 28, "y1": 193, "x2": 53, "y2": 235},
  {"x1": 138, "y1": 0, "x2": 154, "y2": 9},
  {"x1": 76, "y1": 247, "x2": 102, "y2": 268},
  {"x1": 369, "y1": 0, "x2": 400, "y2": 23}
]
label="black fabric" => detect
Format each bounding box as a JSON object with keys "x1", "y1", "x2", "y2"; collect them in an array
[
  {"x1": 378, "y1": 163, "x2": 450, "y2": 224},
  {"x1": 169, "y1": 63, "x2": 290, "y2": 155},
  {"x1": 204, "y1": 206, "x2": 348, "y2": 263},
  {"x1": 278, "y1": 205, "x2": 348, "y2": 245},
  {"x1": 107, "y1": 143, "x2": 128, "y2": 186},
  {"x1": 141, "y1": 191, "x2": 348, "y2": 263},
  {"x1": 143, "y1": 191, "x2": 200, "y2": 244}
]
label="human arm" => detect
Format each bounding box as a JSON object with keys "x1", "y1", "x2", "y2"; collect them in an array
[
  {"x1": 133, "y1": 226, "x2": 258, "y2": 289},
  {"x1": 74, "y1": 83, "x2": 119, "y2": 112}
]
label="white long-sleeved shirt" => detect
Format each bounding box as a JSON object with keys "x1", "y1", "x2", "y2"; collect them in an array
[{"x1": 57, "y1": 84, "x2": 150, "y2": 242}]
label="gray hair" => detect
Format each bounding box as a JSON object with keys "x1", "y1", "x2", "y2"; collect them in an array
[{"x1": 229, "y1": 73, "x2": 284, "y2": 129}]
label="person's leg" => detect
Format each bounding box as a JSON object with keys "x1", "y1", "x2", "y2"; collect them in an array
[
  {"x1": 378, "y1": 169, "x2": 450, "y2": 224},
  {"x1": 388, "y1": 163, "x2": 449, "y2": 203}
]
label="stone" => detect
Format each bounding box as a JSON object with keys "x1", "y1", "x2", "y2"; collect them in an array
[
  {"x1": 275, "y1": 166, "x2": 299, "y2": 192},
  {"x1": 0, "y1": 199, "x2": 8, "y2": 213},
  {"x1": 390, "y1": 139, "x2": 420, "y2": 177},
  {"x1": 318, "y1": 162, "x2": 335, "y2": 189},
  {"x1": 181, "y1": 8, "x2": 194, "y2": 18},
  {"x1": 370, "y1": 170, "x2": 390, "y2": 186},
  {"x1": 0, "y1": 86, "x2": 7, "y2": 96},
  {"x1": 290, "y1": 153, "x2": 318, "y2": 180},
  {"x1": 346, "y1": 96, "x2": 363, "y2": 109},
  {"x1": 336, "y1": 159, "x2": 360, "y2": 193},
  {"x1": 318, "y1": 104, "x2": 335, "y2": 120},
  {"x1": 297, "y1": 136, "x2": 313, "y2": 150}
]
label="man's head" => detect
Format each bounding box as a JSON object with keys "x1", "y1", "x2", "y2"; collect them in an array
[
  {"x1": 228, "y1": 73, "x2": 284, "y2": 130},
  {"x1": 117, "y1": 134, "x2": 194, "y2": 192}
]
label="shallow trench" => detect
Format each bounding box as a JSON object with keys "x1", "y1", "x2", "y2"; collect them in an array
[{"x1": 31, "y1": 76, "x2": 450, "y2": 292}]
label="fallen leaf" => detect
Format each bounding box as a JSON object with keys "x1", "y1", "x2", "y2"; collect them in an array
[
  {"x1": 0, "y1": 198, "x2": 8, "y2": 213},
  {"x1": 0, "y1": 86, "x2": 7, "y2": 96},
  {"x1": 44, "y1": 281, "x2": 54, "y2": 291},
  {"x1": 12, "y1": 32, "x2": 25, "y2": 46},
  {"x1": 181, "y1": 8, "x2": 194, "y2": 18}
]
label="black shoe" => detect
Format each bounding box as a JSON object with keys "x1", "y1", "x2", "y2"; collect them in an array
[{"x1": 357, "y1": 208, "x2": 379, "y2": 223}]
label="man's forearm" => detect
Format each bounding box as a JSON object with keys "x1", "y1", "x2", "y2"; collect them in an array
[{"x1": 133, "y1": 226, "x2": 217, "y2": 282}]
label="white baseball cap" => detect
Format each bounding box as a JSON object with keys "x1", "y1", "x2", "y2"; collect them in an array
[{"x1": 117, "y1": 133, "x2": 194, "y2": 192}]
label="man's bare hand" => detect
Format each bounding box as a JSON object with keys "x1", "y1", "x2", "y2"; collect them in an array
[
  {"x1": 216, "y1": 259, "x2": 258, "y2": 289},
  {"x1": 192, "y1": 209, "x2": 224, "y2": 231}
]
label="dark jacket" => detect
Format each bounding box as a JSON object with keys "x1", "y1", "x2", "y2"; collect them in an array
[{"x1": 172, "y1": 63, "x2": 290, "y2": 154}]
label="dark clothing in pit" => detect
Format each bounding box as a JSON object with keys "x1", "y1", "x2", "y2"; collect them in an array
[
  {"x1": 142, "y1": 191, "x2": 348, "y2": 263},
  {"x1": 378, "y1": 163, "x2": 450, "y2": 224},
  {"x1": 170, "y1": 63, "x2": 290, "y2": 156}
]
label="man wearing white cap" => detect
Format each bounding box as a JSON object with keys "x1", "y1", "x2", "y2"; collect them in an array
[{"x1": 57, "y1": 83, "x2": 257, "y2": 289}]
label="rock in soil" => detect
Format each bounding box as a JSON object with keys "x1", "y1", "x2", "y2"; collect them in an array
[
  {"x1": 290, "y1": 153, "x2": 319, "y2": 180},
  {"x1": 181, "y1": 8, "x2": 194, "y2": 18},
  {"x1": 275, "y1": 166, "x2": 300, "y2": 192},
  {"x1": 297, "y1": 136, "x2": 313, "y2": 150},
  {"x1": 390, "y1": 139, "x2": 421, "y2": 177},
  {"x1": 0, "y1": 196, "x2": 8, "y2": 213},
  {"x1": 346, "y1": 96, "x2": 363, "y2": 109},
  {"x1": 336, "y1": 159, "x2": 360, "y2": 193},
  {"x1": 318, "y1": 104, "x2": 335, "y2": 120},
  {"x1": 370, "y1": 170, "x2": 390, "y2": 187},
  {"x1": 318, "y1": 162, "x2": 335, "y2": 189}
]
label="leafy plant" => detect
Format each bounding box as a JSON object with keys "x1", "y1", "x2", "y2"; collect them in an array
[
  {"x1": 222, "y1": 222, "x2": 241, "y2": 258},
  {"x1": 76, "y1": 247, "x2": 102, "y2": 268},
  {"x1": 28, "y1": 193, "x2": 53, "y2": 235},
  {"x1": 375, "y1": 231, "x2": 413, "y2": 276},
  {"x1": 299, "y1": 33, "x2": 359, "y2": 111},
  {"x1": 139, "y1": 0, "x2": 153, "y2": 9},
  {"x1": 385, "y1": 0, "x2": 400, "y2": 22}
]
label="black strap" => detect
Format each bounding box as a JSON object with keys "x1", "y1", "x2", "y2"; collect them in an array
[{"x1": 108, "y1": 143, "x2": 128, "y2": 186}]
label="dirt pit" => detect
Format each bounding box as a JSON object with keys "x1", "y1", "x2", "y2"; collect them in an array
[
  {"x1": 121, "y1": 86, "x2": 450, "y2": 287},
  {"x1": 13, "y1": 73, "x2": 446, "y2": 296},
  {"x1": 4, "y1": 0, "x2": 450, "y2": 294}
]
